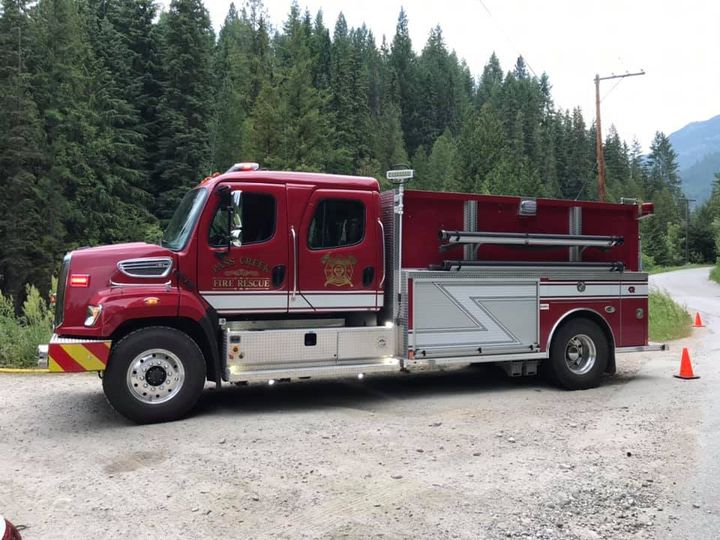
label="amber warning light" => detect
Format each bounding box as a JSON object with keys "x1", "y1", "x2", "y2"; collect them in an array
[{"x1": 69, "y1": 274, "x2": 90, "y2": 287}]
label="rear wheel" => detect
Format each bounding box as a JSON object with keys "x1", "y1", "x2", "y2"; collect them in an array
[
  {"x1": 103, "y1": 327, "x2": 206, "y2": 423},
  {"x1": 545, "y1": 318, "x2": 609, "y2": 390}
]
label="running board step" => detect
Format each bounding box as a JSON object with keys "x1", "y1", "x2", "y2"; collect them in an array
[{"x1": 225, "y1": 360, "x2": 401, "y2": 383}]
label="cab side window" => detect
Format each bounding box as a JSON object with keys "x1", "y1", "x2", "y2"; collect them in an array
[
  {"x1": 208, "y1": 192, "x2": 276, "y2": 247},
  {"x1": 308, "y1": 199, "x2": 365, "y2": 250}
]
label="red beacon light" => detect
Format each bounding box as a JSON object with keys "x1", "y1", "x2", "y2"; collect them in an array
[
  {"x1": 638, "y1": 202, "x2": 654, "y2": 220},
  {"x1": 226, "y1": 162, "x2": 260, "y2": 173}
]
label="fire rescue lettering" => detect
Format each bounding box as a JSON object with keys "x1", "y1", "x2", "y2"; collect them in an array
[
  {"x1": 212, "y1": 256, "x2": 270, "y2": 274},
  {"x1": 213, "y1": 277, "x2": 271, "y2": 289},
  {"x1": 322, "y1": 254, "x2": 356, "y2": 287},
  {"x1": 211, "y1": 256, "x2": 271, "y2": 290}
]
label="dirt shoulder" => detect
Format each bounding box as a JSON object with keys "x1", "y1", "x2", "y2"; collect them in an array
[{"x1": 0, "y1": 336, "x2": 712, "y2": 540}]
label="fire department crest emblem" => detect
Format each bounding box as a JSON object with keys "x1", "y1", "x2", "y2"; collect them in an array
[{"x1": 322, "y1": 254, "x2": 357, "y2": 287}]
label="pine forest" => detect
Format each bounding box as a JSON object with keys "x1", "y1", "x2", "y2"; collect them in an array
[{"x1": 0, "y1": 0, "x2": 717, "y2": 308}]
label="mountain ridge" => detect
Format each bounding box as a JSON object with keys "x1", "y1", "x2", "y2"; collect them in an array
[{"x1": 668, "y1": 114, "x2": 720, "y2": 201}]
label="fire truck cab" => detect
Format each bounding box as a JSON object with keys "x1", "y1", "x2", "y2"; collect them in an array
[{"x1": 41, "y1": 164, "x2": 663, "y2": 423}]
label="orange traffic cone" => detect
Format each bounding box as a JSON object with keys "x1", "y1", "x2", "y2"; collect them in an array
[
  {"x1": 674, "y1": 348, "x2": 699, "y2": 380},
  {"x1": 693, "y1": 313, "x2": 705, "y2": 328}
]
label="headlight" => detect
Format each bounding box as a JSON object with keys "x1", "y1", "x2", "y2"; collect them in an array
[{"x1": 84, "y1": 304, "x2": 102, "y2": 327}]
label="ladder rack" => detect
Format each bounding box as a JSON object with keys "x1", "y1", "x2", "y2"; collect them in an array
[
  {"x1": 438, "y1": 230, "x2": 624, "y2": 250},
  {"x1": 434, "y1": 260, "x2": 625, "y2": 272}
]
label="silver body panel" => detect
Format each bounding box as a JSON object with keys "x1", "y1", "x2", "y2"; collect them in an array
[
  {"x1": 410, "y1": 278, "x2": 539, "y2": 356},
  {"x1": 223, "y1": 326, "x2": 394, "y2": 382}
]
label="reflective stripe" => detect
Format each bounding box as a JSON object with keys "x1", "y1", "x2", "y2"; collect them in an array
[
  {"x1": 202, "y1": 291, "x2": 383, "y2": 311},
  {"x1": 539, "y1": 283, "x2": 620, "y2": 297},
  {"x1": 48, "y1": 340, "x2": 110, "y2": 372},
  {"x1": 303, "y1": 294, "x2": 377, "y2": 309},
  {"x1": 622, "y1": 284, "x2": 649, "y2": 295},
  {"x1": 203, "y1": 294, "x2": 287, "y2": 311}
]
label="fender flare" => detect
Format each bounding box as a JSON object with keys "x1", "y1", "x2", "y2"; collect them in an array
[{"x1": 546, "y1": 308, "x2": 617, "y2": 374}]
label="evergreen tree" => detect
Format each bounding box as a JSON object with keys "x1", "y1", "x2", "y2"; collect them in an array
[
  {"x1": 153, "y1": 0, "x2": 215, "y2": 221},
  {"x1": 309, "y1": 10, "x2": 331, "y2": 90},
  {"x1": 456, "y1": 104, "x2": 507, "y2": 193},
  {"x1": 327, "y1": 14, "x2": 370, "y2": 173},
  {"x1": 85, "y1": 0, "x2": 157, "y2": 240},
  {"x1": 0, "y1": 0, "x2": 59, "y2": 304},
  {"x1": 603, "y1": 125, "x2": 631, "y2": 201},
  {"x1": 30, "y1": 0, "x2": 133, "y2": 247},
  {"x1": 251, "y1": 2, "x2": 337, "y2": 171},
  {"x1": 476, "y1": 52, "x2": 503, "y2": 110},
  {"x1": 645, "y1": 131, "x2": 682, "y2": 197},
  {"x1": 424, "y1": 129, "x2": 459, "y2": 192},
  {"x1": 210, "y1": 3, "x2": 255, "y2": 169},
  {"x1": 389, "y1": 8, "x2": 419, "y2": 152},
  {"x1": 415, "y1": 26, "x2": 471, "y2": 150},
  {"x1": 107, "y1": 0, "x2": 162, "y2": 184}
]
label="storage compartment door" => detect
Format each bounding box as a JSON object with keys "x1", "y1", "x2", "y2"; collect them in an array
[{"x1": 411, "y1": 279, "x2": 539, "y2": 357}]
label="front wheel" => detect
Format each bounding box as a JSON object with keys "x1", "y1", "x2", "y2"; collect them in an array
[
  {"x1": 103, "y1": 327, "x2": 206, "y2": 423},
  {"x1": 545, "y1": 318, "x2": 609, "y2": 390}
]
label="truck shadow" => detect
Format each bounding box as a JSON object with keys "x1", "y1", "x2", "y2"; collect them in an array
[
  {"x1": 36, "y1": 366, "x2": 655, "y2": 431},
  {"x1": 191, "y1": 365, "x2": 558, "y2": 418}
]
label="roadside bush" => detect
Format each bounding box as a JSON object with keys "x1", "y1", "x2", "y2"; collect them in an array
[
  {"x1": 641, "y1": 253, "x2": 656, "y2": 272},
  {"x1": 710, "y1": 263, "x2": 720, "y2": 284},
  {"x1": 0, "y1": 282, "x2": 54, "y2": 368},
  {"x1": 648, "y1": 289, "x2": 691, "y2": 342}
]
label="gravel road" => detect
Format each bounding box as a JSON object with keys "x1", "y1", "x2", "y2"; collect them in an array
[{"x1": 0, "y1": 267, "x2": 718, "y2": 539}]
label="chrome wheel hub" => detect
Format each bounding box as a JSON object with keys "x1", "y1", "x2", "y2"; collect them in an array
[
  {"x1": 564, "y1": 334, "x2": 597, "y2": 375},
  {"x1": 127, "y1": 349, "x2": 185, "y2": 404}
]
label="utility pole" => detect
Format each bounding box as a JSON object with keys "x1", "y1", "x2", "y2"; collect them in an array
[
  {"x1": 594, "y1": 70, "x2": 645, "y2": 201},
  {"x1": 683, "y1": 198, "x2": 696, "y2": 264}
]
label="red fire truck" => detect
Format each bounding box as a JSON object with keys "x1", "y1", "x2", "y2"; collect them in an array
[{"x1": 39, "y1": 164, "x2": 663, "y2": 423}]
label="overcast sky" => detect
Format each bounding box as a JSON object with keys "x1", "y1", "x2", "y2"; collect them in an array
[{"x1": 166, "y1": 0, "x2": 720, "y2": 151}]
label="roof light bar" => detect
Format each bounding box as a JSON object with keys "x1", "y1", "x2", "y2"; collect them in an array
[{"x1": 226, "y1": 162, "x2": 260, "y2": 173}]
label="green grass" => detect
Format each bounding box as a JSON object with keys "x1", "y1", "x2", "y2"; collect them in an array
[
  {"x1": 646, "y1": 263, "x2": 711, "y2": 275},
  {"x1": 648, "y1": 290, "x2": 692, "y2": 342},
  {"x1": 710, "y1": 264, "x2": 720, "y2": 284},
  {"x1": 0, "y1": 284, "x2": 54, "y2": 369}
]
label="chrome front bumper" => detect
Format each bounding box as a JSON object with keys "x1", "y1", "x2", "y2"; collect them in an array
[{"x1": 38, "y1": 343, "x2": 49, "y2": 368}]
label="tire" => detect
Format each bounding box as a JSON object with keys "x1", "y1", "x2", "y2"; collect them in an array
[
  {"x1": 103, "y1": 327, "x2": 206, "y2": 424},
  {"x1": 545, "y1": 318, "x2": 609, "y2": 390}
]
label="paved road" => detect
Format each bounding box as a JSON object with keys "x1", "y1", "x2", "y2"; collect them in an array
[
  {"x1": 651, "y1": 267, "x2": 720, "y2": 539},
  {"x1": 0, "y1": 267, "x2": 718, "y2": 539}
]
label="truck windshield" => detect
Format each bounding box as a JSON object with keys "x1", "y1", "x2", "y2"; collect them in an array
[{"x1": 161, "y1": 188, "x2": 208, "y2": 251}]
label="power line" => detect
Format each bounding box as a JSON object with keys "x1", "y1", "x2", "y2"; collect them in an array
[
  {"x1": 601, "y1": 77, "x2": 625, "y2": 102},
  {"x1": 473, "y1": 0, "x2": 538, "y2": 78}
]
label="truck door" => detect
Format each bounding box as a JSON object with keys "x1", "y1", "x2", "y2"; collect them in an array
[
  {"x1": 292, "y1": 189, "x2": 381, "y2": 313},
  {"x1": 197, "y1": 183, "x2": 289, "y2": 314}
]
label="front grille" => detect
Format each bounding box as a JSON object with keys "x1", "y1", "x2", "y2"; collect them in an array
[{"x1": 54, "y1": 253, "x2": 71, "y2": 328}]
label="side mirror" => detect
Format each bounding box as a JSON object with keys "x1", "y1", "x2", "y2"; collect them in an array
[{"x1": 229, "y1": 191, "x2": 243, "y2": 247}]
